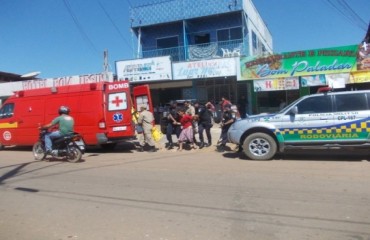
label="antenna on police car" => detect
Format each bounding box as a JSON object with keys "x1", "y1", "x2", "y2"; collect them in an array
[{"x1": 21, "y1": 71, "x2": 41, "y2": 78}]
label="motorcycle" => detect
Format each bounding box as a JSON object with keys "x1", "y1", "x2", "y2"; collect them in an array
[{"x1": 32, "y1": 128, "x2": 85, "y2": 163}]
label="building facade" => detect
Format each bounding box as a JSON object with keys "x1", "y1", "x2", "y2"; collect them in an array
[{"x1": 119, "y1": 0, "x2": 272, "y2": 112}]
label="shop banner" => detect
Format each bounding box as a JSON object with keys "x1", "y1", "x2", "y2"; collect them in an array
[
  {"x1": 240, "y1": 45, "x2": 358, "y2": 80},
  {"x1": 254, "y1": 77, "x2": 299, "y2": 92},
  {"x1": 116, "y1": 56, "x2": 172, "y2": 82},
  {"x1": 301, "y1": 75, "x2": 327, "y2": 87},
  {"x1": 326, "y1": 73, "x2": 349, "y2": 88},
  {"x1": 0, "y1": 72, "x2": 113, "y2": 96},
  {"x1": 301, "y1": 73, "x2": 350, "y2": 88},
  {"x1": 350, "y1": 71, "x2": 370, "y2": 83},
  {"x1": 173, "y1": 58, "x2": 237, "y2": 80}
]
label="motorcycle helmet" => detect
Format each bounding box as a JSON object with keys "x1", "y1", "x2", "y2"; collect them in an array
[{"x1": 58, "y1": 106, "x2": 70, "y2": 115}]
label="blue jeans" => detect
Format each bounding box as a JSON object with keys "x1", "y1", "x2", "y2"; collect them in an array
[{"x1": 45, "y1": 131, "x2": 62, "y2": 151}]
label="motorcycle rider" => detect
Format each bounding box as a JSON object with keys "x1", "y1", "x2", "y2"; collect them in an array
[{"x1": 42, "y1": 106, "x2": 74, "y2": 154}]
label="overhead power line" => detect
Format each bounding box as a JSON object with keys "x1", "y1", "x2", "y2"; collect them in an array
[
  {"x1": 98, "y1": 1, "x2": 133, "y2": 52},
  {"x1": 62, "y1": 0, "x2": 99, "y2": 55},
  {"x1": 325, "y1": 0, "x2": 367, "y2": 31}
]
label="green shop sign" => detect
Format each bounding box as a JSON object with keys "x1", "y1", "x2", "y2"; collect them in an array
[{"x1": 240, "y1": 45, "x2": 358, "y2": 80}]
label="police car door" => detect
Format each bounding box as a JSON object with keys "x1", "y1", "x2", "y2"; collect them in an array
[
  {"x1": 275, "y1": 95, "x2": 335, "y2": 145},
  {"x1": 333, "y1": 92, "x2": 370, "y2": 143}
]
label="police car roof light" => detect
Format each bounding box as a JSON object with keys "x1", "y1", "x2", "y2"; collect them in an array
[{"x1": 317, "y1": 86, "x2": 333, "y2": 93}]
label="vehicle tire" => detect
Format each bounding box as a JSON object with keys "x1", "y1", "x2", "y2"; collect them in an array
[
  {"x1": 32, "y1": 141, "x2": 46, "y2": 160},
  {"x1": 242, "y1": 132, "x2": 277, "y2": 160},
  {"x1": 66, "y1": 146, "x2": 82, "y2": 163}
]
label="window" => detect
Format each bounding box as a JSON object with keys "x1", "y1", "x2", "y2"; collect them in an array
[
  {"x1": 157, "y1": 36, "x2": 178, "y2": 49},
  {"x1": 335, "y1": 93, "x2": 368, "y2": 111},
  {"x1": 252, "y1": 31, "x2": 257, "y2": 49},
  {"x1": 262, "y1": 44, "x2": 266, "y2": 54},
  {"x1": 217, "y1": 29, "x2": 229, "y2": 41},
  {"x1": 230, "y1": 27, "x2": 242, "y2": 40},
  {"x1": 217, "y1": 27, "x2": 242, "y2": 41},
  {"x1": 0, "y1": 103, "x2": 14, "y2": 119},
  {"x1": 194, "y1": 33, "x2": 210, "y2": 44},
  {"x1": 297, "y1": 96, "x2": 332, "y2": 114}
]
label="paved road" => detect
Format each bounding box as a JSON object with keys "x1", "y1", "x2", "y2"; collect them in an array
[{"x1": 0, "y1": 135, "x2": 370, "y2": 240}]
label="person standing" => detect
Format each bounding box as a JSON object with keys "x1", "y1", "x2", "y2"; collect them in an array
[
  {"x1": 220, "y1": 96, "x2": 232, "y2": 111},
  {"x1": 165, "y1": 102, "x2": 181, "y2": 149},
  {"x1": 217, "y1": 104, "x2": 235, "y2": 152},
  {"x1": 184, "y1": 100, "x2": 198, "y2": 144},
  {"x1": 237, "y1": 95, "x2": 247, "y2": 118},
  {"x1": 177, "y1": 109, "x2": 197, "y2": 151},
  {"x1": 137, "y1": 104, "x2": 157, "y2": 152},
  {"x1": 197, "y1": 103, "x2": 213, "y2": 148},
  {"x1": 184, "y1": 100, "x2": 195, "y2": 116}
]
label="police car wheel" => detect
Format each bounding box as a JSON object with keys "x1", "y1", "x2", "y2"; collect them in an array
[{"x1": 243, "y1": 133, "x2": 277, "y2": 160}]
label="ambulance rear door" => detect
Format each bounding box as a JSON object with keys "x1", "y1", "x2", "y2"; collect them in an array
[
  {"x1": 132, "y1": 84, "x2": 153, "y2": 115},
  {"x1": 105, "y1": 81, "x2": 135, "y2": 139}
]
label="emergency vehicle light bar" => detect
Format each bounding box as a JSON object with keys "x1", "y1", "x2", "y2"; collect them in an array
[
  {"x1": 317, "y1": 86, "x2": 333, "y2": 93},
  {"x1": 17, "y1": 91, "x2": 24, "y2": 97}
]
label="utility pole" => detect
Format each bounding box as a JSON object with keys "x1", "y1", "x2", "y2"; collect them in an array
[{"x1": 103, "y1": 49, "x2": 109, "y2": 81}]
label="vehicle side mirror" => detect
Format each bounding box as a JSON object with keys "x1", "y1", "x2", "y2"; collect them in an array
[{"x1": 290, "y1": 106, "x2": 298, "y2": 115}]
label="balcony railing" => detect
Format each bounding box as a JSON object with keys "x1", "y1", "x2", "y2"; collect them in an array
[{"x1": 142, "y1": 39, "x2": 246, "y2": 62}]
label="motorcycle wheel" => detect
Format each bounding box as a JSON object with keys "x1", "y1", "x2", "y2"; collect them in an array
[
  {"x1": 33, "y1": 141, "x2": 46, "y2": 160},
  {"x1": 66, "y1": 146, "x2": 82, "y2": 163}
]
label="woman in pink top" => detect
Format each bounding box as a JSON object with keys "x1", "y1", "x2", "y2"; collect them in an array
[{"x1": 177, "y1": 109, "x2": 197, "y2": 151}]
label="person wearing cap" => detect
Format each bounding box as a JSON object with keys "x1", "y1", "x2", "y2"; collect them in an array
[
  {"x1": 42, "y1": 106, "x2": 74, "y2": 154},
  {"x1": 217, "y1": 103, "x2": 235, "y2": 152},
  {"x1": 137, "y1": 104, "x2": 157, "y2": 152}
]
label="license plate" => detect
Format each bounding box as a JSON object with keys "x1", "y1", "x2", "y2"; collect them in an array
[
  {"x1": 75, "y1": 140, "x2": 85, "y2": 150},
  {"x1": 113, "y1": 126, "x2": 127, "y2": 131}
]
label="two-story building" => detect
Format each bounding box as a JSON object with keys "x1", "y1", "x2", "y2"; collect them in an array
[{"x1": 116, "y1": 0, "x2": 272, "y2": 112}]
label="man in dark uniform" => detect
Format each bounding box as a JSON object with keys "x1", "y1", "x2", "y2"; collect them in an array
[
  {"x1": 197, "y1": 103, "x2": 213, "y2": 148},
  {"x1": 217, "y1": 104, "x2": 235, "y2": 152},
  {"x1": 165, "y1": 102, "x2": 181, "y2": 149}
]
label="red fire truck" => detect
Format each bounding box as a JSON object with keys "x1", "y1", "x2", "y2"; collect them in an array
[{"x1": 0, "y1": 81, "x2": 153, "y2": 149}]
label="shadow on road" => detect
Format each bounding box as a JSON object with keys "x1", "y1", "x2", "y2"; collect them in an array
[{"x1": 222, "y1": 149, "x2": 370, "y2": 162}]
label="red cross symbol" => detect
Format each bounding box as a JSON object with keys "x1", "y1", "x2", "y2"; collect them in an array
[{"x1": 112, "y1": 96, "x2": 124, "y2": 107}]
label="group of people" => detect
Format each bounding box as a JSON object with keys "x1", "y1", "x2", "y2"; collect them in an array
[
  {"x1": 165, "y1": 100, "x2": 214, "y2": 151},
  {"x1": 162, "y1": 96, "x2": 242, "y2": 152},
  {"x1": 41, "y1": 96, "x2": 243, "y2": 155}
]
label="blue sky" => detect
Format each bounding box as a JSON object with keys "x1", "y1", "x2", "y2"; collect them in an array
[{"x1": 0, "y1": 0, "x2": 368, "y2": 79}]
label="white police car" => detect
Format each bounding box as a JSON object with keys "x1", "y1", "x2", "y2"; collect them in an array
[{"x1": 227, "y1": 89, "x2": 370, "y2": 160}]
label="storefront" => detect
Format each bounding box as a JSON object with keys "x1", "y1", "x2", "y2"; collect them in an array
[
  {"x1": 115, "y1": 56, "x2": 244, "y2": 107},
  {"x1": 239, "y1": 44, "x2": 370, "y2": 114}
]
